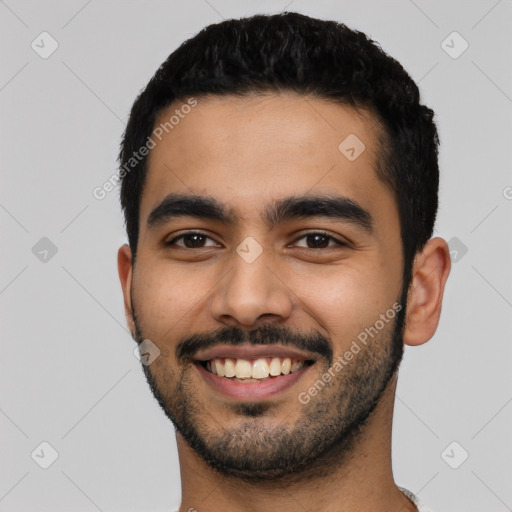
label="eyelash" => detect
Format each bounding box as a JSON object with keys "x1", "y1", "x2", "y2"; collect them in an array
[{"x1": 165, "y1": 231, "x2": 348, "y2": 249}]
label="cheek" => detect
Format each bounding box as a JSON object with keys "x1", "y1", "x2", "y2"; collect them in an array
[
  {"x1": 288, "y1": 263, "x2": 397, "y2": 347},
  {"x1": 132, "y1": 261, "x2": 207, "y2": 338}
]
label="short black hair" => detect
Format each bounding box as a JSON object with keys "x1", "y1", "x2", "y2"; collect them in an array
[{"x1": 119, "y1": 11, "x2": 439, "y2": 286}]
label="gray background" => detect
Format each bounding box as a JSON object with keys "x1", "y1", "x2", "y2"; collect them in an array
[{"x1": 1, "y1": 0, "x2": 511, "y2": 510}]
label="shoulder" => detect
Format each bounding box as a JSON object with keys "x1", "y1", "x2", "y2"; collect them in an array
[{"x1": 398, "y1": 486, "x2": 437, "y2": 512}]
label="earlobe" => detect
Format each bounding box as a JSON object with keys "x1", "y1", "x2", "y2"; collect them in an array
[
  {"x1": 403, "y1": 237, "x2": 451, "y2": 347},
  {"x1": 117, "y1": 244, "x2": 135, "y2": 335}
]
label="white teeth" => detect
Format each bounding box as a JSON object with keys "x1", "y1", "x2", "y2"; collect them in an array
[
  {"x1": 235, "y1": 359, "x2": 252, "y2": 379},
  {"x1": 291, "y1": 360, "x2": 303, "y2": 373},
  {"x1": 224, "y1": 358, "x2": 236, "y2": 378},
  {"x1": 269, "y1": 357, "x2": 282, "y2": 376},
  {"x1": 215, "y1": 359, "x2": 225, "y2": 377},
  {"x1": 281, "y1": 358, "x2": 291, "y2": 375},
  {"x1": 206, "y1": 356, "x2": 308, "y2": 379},
  {"x1": 252, "y1": 358, "x2": 270, "y2": 379}
]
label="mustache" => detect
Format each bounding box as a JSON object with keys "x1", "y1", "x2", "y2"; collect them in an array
[{"x1": 176, "y1": 324, "x2": 333, "y2": 366}]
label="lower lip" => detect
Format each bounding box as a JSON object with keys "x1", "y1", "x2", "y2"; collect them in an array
[{"x1": 195, "y1": 362, "x2": 313, "y2": 401}]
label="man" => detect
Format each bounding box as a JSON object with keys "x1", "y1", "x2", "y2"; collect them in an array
[{"x1": 117, "y1": 12, "x2": 450, "y2": 512}]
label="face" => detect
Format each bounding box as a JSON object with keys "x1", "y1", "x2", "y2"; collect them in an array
[{"x1": 125, "y1": 92, "x2": 406, "y2": 481}]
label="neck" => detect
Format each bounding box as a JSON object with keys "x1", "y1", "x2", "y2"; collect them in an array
[{"x1": 177, "y1": 376, "x2": 416, "y2": 512}]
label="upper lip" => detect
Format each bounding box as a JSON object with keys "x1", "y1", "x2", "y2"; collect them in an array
[{"x1": 193, "y1": 344, "x2": 318, "y2": 362}]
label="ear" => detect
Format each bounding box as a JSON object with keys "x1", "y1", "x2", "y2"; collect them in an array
[
  {"x1": 403, "y1": 237, "x2": 451, "y2": 346},
  {"x1": 117, "y1": 244, "x2": 136, "y2": 336}
]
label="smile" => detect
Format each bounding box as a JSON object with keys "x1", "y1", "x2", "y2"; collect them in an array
[
  {"x1": 203, "y1": 357, "x2": 311, "y2": 381},
  {"x1": 193, "y1": 345, "x2": 317, "y2": 400},
  {"x1": 194, "y1": 357, "x2": 315, "y2": 402}
]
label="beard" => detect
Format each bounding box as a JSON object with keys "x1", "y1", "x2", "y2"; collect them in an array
[{"x1": 131, "y1": 294, "x2": 407, "y2": 484}]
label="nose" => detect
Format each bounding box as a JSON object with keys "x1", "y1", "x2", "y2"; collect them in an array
[{"x1": 209, "y1": 246, "x2": 294, "y2": 327}]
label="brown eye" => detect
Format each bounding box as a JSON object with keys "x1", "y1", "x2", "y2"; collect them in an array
[
  {"x1": 166, "y1": 232, "x2": 218, "y2": 249},
  {"x1": 292, "y1": 232, "x2": 347, "y2": 249}
]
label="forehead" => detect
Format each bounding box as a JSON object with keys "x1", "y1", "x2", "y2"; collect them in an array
[{"x1": 139, "y1": 92, "x2": 395, "y2": 231}]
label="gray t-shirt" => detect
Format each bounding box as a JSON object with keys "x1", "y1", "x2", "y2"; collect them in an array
[{"x1": 399, "y1": 487, "x2": 436, "y2": 512}]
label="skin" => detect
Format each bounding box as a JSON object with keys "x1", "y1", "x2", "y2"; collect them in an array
[{"x1": 118, "y1": 92, "x2": 451, "y2": 511}]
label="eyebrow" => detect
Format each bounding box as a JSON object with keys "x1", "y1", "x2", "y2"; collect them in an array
[{"x1": 147, "y1": 193, "x2": 373, "y2": 233}]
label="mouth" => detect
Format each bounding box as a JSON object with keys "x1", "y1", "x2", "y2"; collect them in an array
[
  {"x1": 200, "y1": 356, "x2": 314, "y2": 381},
  {"x1": 193, "y1": 345, "x2": 317, "y2": 400}
]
